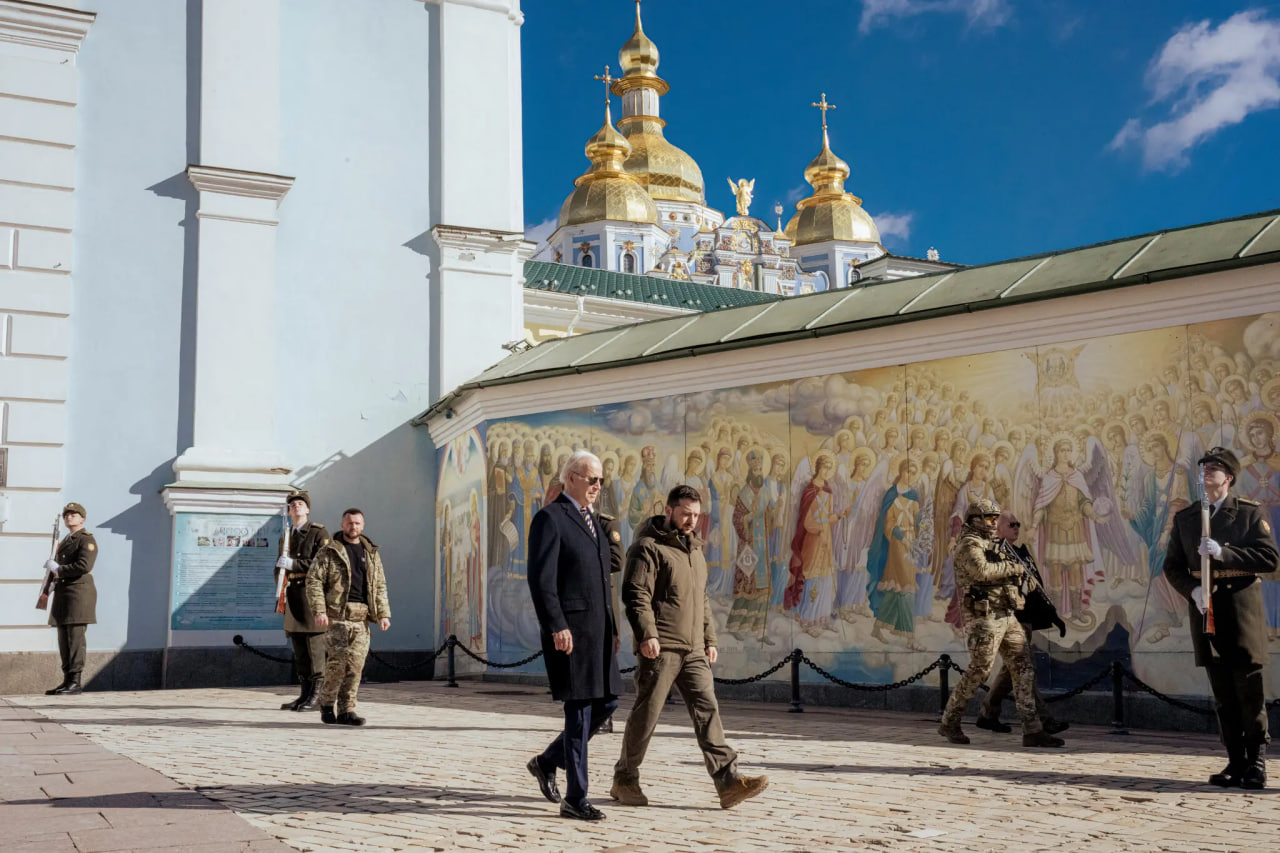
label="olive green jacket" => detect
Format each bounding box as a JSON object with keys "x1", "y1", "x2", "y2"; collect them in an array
[
  {"x1": 49, "y1": 528, "x2": 98, "y2": 626},
  {"x1": 622, "y1": 515, "x2": 716, "y2": 653},
  {"x1": 306, "y1": 534, "x2": 391, "y2": 623}
]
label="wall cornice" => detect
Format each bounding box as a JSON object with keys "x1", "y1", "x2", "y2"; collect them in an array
[
  {"x1": 186, "y1": 165, "x2": 295, "y2": 201},
  {"x1": 419, "y1": 0, "x2": 523, "y2": 24},
  {"x1": 0, "y1": 1, "x2": 94, "y2": 53},
  {"x1": 424, "y1": 263, "x2": 1280, "y2": 445},
  {"x1": 431, "y1": 224, "x2": 533, "y2": 256}
]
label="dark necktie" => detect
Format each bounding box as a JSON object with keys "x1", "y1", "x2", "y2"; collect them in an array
[{"x1": 579, "y1": 504, "x2": 596, "y2": 539}]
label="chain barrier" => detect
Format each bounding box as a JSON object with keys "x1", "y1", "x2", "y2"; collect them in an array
[
  {"x1": 801, "y1": 653, "x2": 944, "y2": 692},
  {"x1": 367, "y1": 639, "x2": 449, "y2": 673},
  {"x1": 1043, "y1": 661, "x2": 1116, "y2": 703},
  {"x1": 1120, "y1": 665, "x2": 1214, "y2": 716},
  {"x1": 452, "y1": 640, "x2": 545, "y2": 669},
  {"x1": 714, "y1": 654, "x2": 792, "y2": 686},
  {"x1": 231, "y1": 635, "x2": 293, "y2": 665}
]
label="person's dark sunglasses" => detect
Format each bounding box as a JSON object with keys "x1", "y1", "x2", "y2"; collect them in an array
[{"x1": 576, "y1": 474, "x2": 603, "y2": 486}]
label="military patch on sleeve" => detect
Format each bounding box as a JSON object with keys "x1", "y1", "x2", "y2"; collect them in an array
[
  {"x1": 611, "y1": 530, "x2": 621, "y2": 543},
  {"x1": 87, "y1": 543, "x2": 95, "y2": 552},
  {"x1": 1263, "y1": 520, "x2": 1272, "y2": 536}
]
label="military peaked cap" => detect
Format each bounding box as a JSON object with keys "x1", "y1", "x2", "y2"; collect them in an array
[
  {"x1": 1197, "y1": 446, "x2": 1240, "y2": 480},
  {"x1": 62, "y1": 502, "x2": 86, "y2": 517},
  {"x1": 286, "y1": 490, "x2": 311, "y2": 509}
]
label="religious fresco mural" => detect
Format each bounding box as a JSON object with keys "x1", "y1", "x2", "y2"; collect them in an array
[
  {"x1": 437, "y1": 311, "x2": 1280, "y2": 700},
  {"x1": 435, "y1": 429, "x2": 486, "y2": 654}
]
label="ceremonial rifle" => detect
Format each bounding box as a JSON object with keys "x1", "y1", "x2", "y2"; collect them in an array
[
  {"x1": 1199, "y1": 463, "x2": 1215, "y2": 635},
  {"x1": 275, "y1": 505, "x2": 290, "y2": 615},
  {"x1": 34, "y1": 514, "x2": 61, "y2": 610}
]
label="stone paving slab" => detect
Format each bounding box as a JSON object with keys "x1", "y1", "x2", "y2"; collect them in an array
[
  {"x1": 9, "y1": 684, "x2": 1280, "y2": 852},
  {"x1": 0, "y1": 698, "x2": 296, "y2": 852}
]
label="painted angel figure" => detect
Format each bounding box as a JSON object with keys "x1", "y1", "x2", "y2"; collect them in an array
[{"x1": 728, "y1": 177, "x2": 755, "y2": 216}]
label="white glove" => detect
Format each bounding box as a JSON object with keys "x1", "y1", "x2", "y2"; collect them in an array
[
  {"x1": 43, "y1": 559, "x2": 59, "y2": 573},
  {"x1": 1197, "y1": 538, "x2": 1222, "y2": 559},
  {"x1": 276, "y1": 556, "x2": 295, "y2": 570},
  {"x1": 1190, "y1": 585, "x2": 1206, "y2": 615}
]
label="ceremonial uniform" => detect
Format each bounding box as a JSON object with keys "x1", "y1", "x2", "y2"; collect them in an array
[
  {"x1": 940, "y1": 499, "x2": 1060, "y2": 747},
  {"x1": 48, "y1": 525, "x2": 98, "y2": 693},
  {"x1": 1163, "y1": 482, "x2": 1278, "y2": 787},
  {"x1": 276, "y1": 518, "x2": 330, "y2": 710},
  {"x1": 307, "y1": 533, "x2": 391, "y2": 721}
]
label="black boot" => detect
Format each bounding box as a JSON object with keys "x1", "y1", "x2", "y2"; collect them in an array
[
  {"x1": 321, "y1": 705, "x2": 337, "y2": 724},
  {"x1": 280, "y1": 680, "x2": 307, "y2": 711},
  {"x1": 1242, "y1": 743, "x2": 1268, "y2": 790},
  {"x1": 53, "y1": 675, "x2": 82, "y2": 695},
  {"x1": 295, "y1": 678, "x2": 321, "y2": 712},
  {"x1": 46, "y1": 678, "x2": 71, "y2": 696},
  {"x1": 1209, "y1": 738, "x2": 1247, "y2": 787}
]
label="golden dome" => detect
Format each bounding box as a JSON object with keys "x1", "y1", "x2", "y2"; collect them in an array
[
  {"x1": 784, "y1": 114, "x2": 879, "y2": 246},
  {"x1": 617, "y1": 118, "x2": 705, "y2": 203},
  {"x1": 619, "y1": 0, "x2": 660, "y2": 79},
  {"x1": 559, "y1": 99, "x2": 658, "y2": 228}
]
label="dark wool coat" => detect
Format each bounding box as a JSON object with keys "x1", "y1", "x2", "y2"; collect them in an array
[
  {"x1": 527, "y1": 495, "x2": 623, "y2": 702},
  {"x1": 1163, "y1": 495, "x2": 1279, "y2": 668},
  {"x1": 49, "y1": 529, "x2": 98, "y2": 626}
]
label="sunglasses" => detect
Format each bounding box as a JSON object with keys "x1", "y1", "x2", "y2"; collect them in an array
[
  {"x1": 982, "y1": 514, "x2": 1001, "y2": 520},
  {"x1": 1008, "y1": 521, "x2": 1021, "y2": 528},
  {"x1": 575, "y1": 474, "x2": 603, "y2": 486}
]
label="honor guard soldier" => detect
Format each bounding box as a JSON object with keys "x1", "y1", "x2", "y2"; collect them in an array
[
  {"x1": 1163, "y1": 447, "x2": 1279, "y2": 789},
  {"x1": 938, "y1": 498, "x2": 1064, "y2": 748},
  {"x1": 41, "y1": 503, "x2": 98, "y2": 695},
  {"x1": 276, "y1": 491, "x2": 331, "y2": 711}
]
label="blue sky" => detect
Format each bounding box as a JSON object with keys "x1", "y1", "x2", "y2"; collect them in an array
[{"x1": 521, "y1": 1, "x2": 1280, "y2": 266}]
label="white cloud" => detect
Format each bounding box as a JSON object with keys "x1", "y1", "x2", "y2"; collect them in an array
[
  {"x1": 870, "y1": 210, "x2": 914, "y2": 244},
  {"x1": 524, "y1": 216, "x2": 558, "y2": 260},
  {"x1": 1110, "y1": 10, "x2": 1280, "y2": 172},
  {"x1": 785, "y1": 184, "x2": 808, "y2": 204},
  {"x1": 859, "y1": 0, "x2": 1011, "y2": 34}
]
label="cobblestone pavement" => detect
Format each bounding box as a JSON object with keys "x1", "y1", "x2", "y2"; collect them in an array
[{"x1": 11, "y1": 682, "x2": 1280, "y2": 853}]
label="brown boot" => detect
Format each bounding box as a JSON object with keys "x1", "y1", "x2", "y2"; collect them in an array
[
  {"x1": 1022, "y1": 731, "x2": 1064, "y2": 748},
  {"x1": 717, "y1": 774, "x2": 768, "y2": 809},
  {"x1": 938, "y1": 722, "x2": 970, "y2": 744},
  {"x1": 609, "y1": 778, "x2": 649, "y2": 806}
]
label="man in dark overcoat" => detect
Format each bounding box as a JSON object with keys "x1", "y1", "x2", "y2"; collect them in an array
[
  {"x1": 1164, "y1": 447, "x2": 1279, "y2": 789},
  {"x1": 39, "y1": 502, "x2": 98, "y2": 695},
  {"x1": 525, "y1": 450, "x2": 623, "y2": 821}
]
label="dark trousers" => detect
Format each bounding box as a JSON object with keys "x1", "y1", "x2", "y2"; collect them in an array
[
  {"x1": 56, "y1": 623, "x2": 87, "y2": 679},
  {"x1": 615, "y1": 650, "x2": 738, "y2": 787},
  {"x1": 538, "y1": 697, "x2": 617, "y2": 808},
  {"x1": 1205, "y1": 659, "x2": 1269, "y2": 751},
  {"x1": 289, "y1": 632, "x2": 327, "y2": 682}
]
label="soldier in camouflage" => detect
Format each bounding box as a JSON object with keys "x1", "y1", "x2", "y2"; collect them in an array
[{"x1": 938, "y1": 498, "x2": 1065, "y2": 748}]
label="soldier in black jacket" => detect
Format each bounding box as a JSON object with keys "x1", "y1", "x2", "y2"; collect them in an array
[
  {"x1": 275, "y1": 491, "x2": 331, "y2": 711},
  {"x1": 40, "y1": 502, "x2": 98, "y2": 696},
  {"x1": 1163, "y1": 447, "x2": 1279, "y2": 789}
]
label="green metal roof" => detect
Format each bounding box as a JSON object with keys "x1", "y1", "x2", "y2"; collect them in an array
[
  {"x1": 524, "y1": 260, "x2": 780, "y2": 310},
  {"x1": 418, "y1": 209, "x2": 1280, "y2": 424}
]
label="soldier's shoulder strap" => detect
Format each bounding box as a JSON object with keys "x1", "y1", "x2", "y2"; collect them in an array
[
  {"x1": 1237, "y1": 497, "x2": 1260, "y2": 507},
  {"x1": 597, "y1": 512, "x2": 616, "y2": 523}
]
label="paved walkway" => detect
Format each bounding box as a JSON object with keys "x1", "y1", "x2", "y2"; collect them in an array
[{"x1": 6, "y1": 682, "x2": 1280, "y2": 852}]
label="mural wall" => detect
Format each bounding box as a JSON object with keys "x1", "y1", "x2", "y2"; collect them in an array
[{"x1": 436, "y1": 311, "x2": 1280, "y2": 698}]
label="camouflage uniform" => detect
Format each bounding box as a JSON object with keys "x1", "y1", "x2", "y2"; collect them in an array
[{"x1": 941, "y1": 503, "x2": 1045, "y2": 739}]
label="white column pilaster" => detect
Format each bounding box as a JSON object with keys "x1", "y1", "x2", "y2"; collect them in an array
[
  {"x1": 0, "y1": 1, "x2": 93, "y2": 602},
  {"x1": 171, "y1": 0, "x2": 292, "y2": 487},
  {"x1": 428, "y1": 0, "x2": 530, "y2": 396}
]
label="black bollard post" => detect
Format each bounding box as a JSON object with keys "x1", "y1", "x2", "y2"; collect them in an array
[
  {"x1": 1110, "y1": 661, "x2": 1128, "y2": 735},
  {"x1": 446, "y1": 635, "x2": 459, "y2": 688},
  {"x1": 938, "y1": 654, "x2": 951, "y2": 717},
  {"x1": 788, "y1": 649, "x2": 804, "y2": 713}
]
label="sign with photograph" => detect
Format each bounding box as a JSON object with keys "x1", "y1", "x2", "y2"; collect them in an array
[{"x1": 170, "y1": 512, "x2": 284, "y2": 631}]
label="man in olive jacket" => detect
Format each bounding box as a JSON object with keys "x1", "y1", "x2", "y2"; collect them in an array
[
  {"x1": 40, "y1": 502, "x2": 98, "y2": 695},
  {"x1": 1163, "y1": 447, "x2": 1279, "y2": 789},
  {"x1": 611, "y1": 485, "x2": 768, "y2": 810},
  {"x1": 276, "y1": 490, "x2": 331, "y2": 711},
  {"x1": 306, "y1": 508, "x2": 391, "y2": 726}
]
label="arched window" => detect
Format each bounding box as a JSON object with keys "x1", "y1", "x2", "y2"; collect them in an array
[
  {"x1": 815, "y1": 271, "x2": 829, "y2": 292},
  {"x1": 621, "y1": 252, "x2": 637, "y2": 274},
  {"x1": 581, "y1": 253, "x2": 594, "y2": 268}
]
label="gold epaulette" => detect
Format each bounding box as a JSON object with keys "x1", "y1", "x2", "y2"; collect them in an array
[{"x1": 1238, "y1": 497, "x2": 1259, "y2": 506}]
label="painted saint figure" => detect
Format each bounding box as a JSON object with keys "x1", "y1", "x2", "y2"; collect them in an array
[
  {"x1": 726, "y1": 449, "x2": 773, "y2": 639},
  {"x1": 866, "y1": 458, "x2": 924, "y2": 649}
]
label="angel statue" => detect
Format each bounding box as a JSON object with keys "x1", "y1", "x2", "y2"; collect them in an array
[{"x1": 727, "y1": 177, "x2": 755, "y2": 217}]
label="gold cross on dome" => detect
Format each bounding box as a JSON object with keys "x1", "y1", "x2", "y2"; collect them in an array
[
  {"x1": 594, "y1": 65, "x2": 617, "y2": 105},
  {"x1": 811, "y1": 93, "x2": 837, "y2": 131}
]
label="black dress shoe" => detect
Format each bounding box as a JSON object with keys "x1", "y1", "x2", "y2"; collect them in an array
[
  {"x1": 527, "y1": 757, "x2": 561, "y2": 803},
  {"x1": 559, "y1": 800, "x2": 605, "y2": 821},
  {"x1": 321, "y1": 705, "x2": 337, "y2": 724},
  {"x1": 335, "y1": 712, "x2": 366, "y2": 726},
  {"x1": 975, "y1": 716, "x2": 1012, "y2": 733},
  {"x1": 1209, "y1": 763, "x2": 1244, "y2": 787}
]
